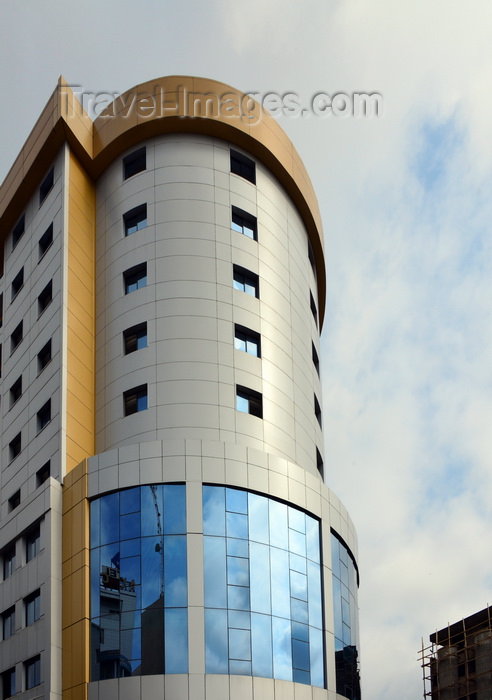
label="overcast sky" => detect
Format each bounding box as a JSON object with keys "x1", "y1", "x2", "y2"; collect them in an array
[{"x1": 1, "y1": 1, "x2": 492, "y2": 698}]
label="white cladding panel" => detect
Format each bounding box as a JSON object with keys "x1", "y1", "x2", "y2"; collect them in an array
[{"x1": 95, "y1": 135, "x2": 323, "y2": 476}]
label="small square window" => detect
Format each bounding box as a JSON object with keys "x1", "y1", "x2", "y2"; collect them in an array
[
  {"x1": 25, "y1": 655, "x2": 41, "y2": 689},
  {"x1": 1, "y1": 667, "x2": 15, "y2": 698},
  {"x1": 230, "y1": 150, "x2": 256, "y2": 184},
  {"x1": 123, "y1": 322, "x2": 148, "y2": 354},
  {"x1": 310, "y1": 291, "x2": 318, "y2": 327},
  {"x1": 8, "y1": 490, "x2": 20, "y2": 512},
  {"x1": 39, "y1": 223, "x2": 53, "y2": 259},
  {"x1": 123, "y1": 147, "x2": 146, "y2": 179},
  {"x1": 37, "y1": 400, "x2": 51, "y2": 432},
  {"x1": 234, "y1": 325, "x2": 261, "y2": 357},
  {"x1": 231, "y1": 206, "x2": 257, "y2": 240},
  {"x1": 25, "y1": 590, "x2": 41, "y2": 626},
  {"x1": 38, "y1": 280, "x2": 53, "y2": 316},
  {"x1": 124, "y1": 204, "x2": 147, "y2": 235},
  {"x1": 124, "y1": 263, "x2": 147, "y2": 294},
  {"x1": 312, "y1": 343, "x2": 320, "y2": 376},
  {"x1": 36, "y1": 461, "x2": 50, "y2": 487},
  {"x1": 314, "y1": 394, "x2": 322, "y2": 427},
  {"x1": 236, "y1": 385, "x2": 263, "y2": 418},
  {"x1": 2, "y1": 607, "x2": 15, "y2": 640},
  {"x1": 10, "y1": 320, "x2": 23, "y2": 353},
  {"x1": 11, "y1": 267, "x2": 24, "y2": 300},
  {"x1": 2, "y1": 547, "x2": 15, "y2": 580},
  {"x1": 37, "y1": 339, "x2": 52, "y2": 373},
  {"x1": 12, "y1": 214, "x2": 25, "y2": 249},
  {"x1": 10, "y1": 375, "x2": 22, "y2": 406},
  {"x1": 39, "y1": 166, "x2": 54, "y2": 205},
  {"x1": 123, "y1": 384, "x2": 148, "y2": 416},
  {"x1": 316, "y1": 447, "x2": 324, "y2": 479},
  {"x1": 26, "y1": 526, "x2": 40, "y2": 562},
  {"x1": 233, "y1": 265, "x2": 259, "y2": 298},
  {"x1": 9, "y1": 433, "x2": 21, "y2": 462}
]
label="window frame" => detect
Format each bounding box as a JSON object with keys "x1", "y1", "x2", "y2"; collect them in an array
[
  {"x1": 2, "y1": 547, "x2": 15, "y2": 580},
  {"x1": 12, "y1": 214, "x2": 25, "y2": 250},
  {"x1": 37, "y1": 339, "x2": 52, "y2": 373},
  {"x1": 25, "y1": 655, "x2": 41, "y2": 690},
  {"x1": 11, "y1": 267, "x2": 24, "y2": 300},
  {"x1": 233, "y1": 265, "x2": 259, "y2": 298},
  {"x1": 230, "y1": 149, "x2": 256, "y2": 184},
  {"x1": 123, "y1": 147, "x2": 146, "y2": 179},
  {"x1": 123, "y1": 322, "x2": 148, "y2": 355},
  {"x1": 236, "y1": 385, "x2": 263, "y2": 418},
  {"x1": 39, "y1": 166, "x2": 54, "y2": 206},
  {"x1": 38, "y1": 223, "x2": 53, "y2": 260},
  {"x1": 123, "y1": 384, "x2": 148, "y2": 416},
  {"x1": 25, "y1": 590, "x2": 41, "y2": 626},
  {"x1": 123, "y1": 203, "x2": 147, "y2": 236},
  {"x1": 124, "y1": 262, "x2": 147, "y2": 294},
  {"x1": 234, "y1": 325, "x2": 261, "y2": 357},
  {"x1": 8, "y1": 490, "x2": 20, "y2": 512},
  {"x1": 26, "y1": 525, "x2": 40, "y2": 563},
  {"x1": 231, "y1": 206, "x2": 258, "y2": 241},
  {"x1": 10, "y1": 375, "x2": 22, "y2": 406},
  {"x1": 1, "y1": 667, "x2": 15, "y2": 698},
  {"x1": 37, "y1": 279, "x2": 53, "y2": 316},
  {"x1": 9, "y1": 433, "x2": 21, "y2": 462},
  {"x1": 10, "y1": 320, "x2": 23, "y2": 353},
  {"x1": 36, "y1": 399, "x2": 52, "y2": 433},
  {"x1": 2, "y1": 606, "x2": 15, "y2": 640},
  {"x1": 36, "y1": 461, "x2": 50, "y2": 487}
]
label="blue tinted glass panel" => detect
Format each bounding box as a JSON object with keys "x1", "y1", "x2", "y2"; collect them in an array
[
  {"x1": 203, "y1": 486, "x2": 324, "y2": 687},
  {"x1": 90, "y1": 485, "x2": 187, "y2": 680}
]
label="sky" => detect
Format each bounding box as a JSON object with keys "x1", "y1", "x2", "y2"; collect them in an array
[{"x1": 1, "y1": 1, "x2": 492, "y2": 697}]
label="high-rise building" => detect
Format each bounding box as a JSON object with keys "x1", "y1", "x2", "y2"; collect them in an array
[
  {"x1": 0, "y1": 76, "x2": 361, "y2": 700},
  {"x1": 421, "y1": 607, "x2": 492, "y2": 699}
]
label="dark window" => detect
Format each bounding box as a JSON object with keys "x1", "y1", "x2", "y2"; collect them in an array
[
  {"x1": 123, "y1": 147, "x2": 146, "y2": 179},
  {"x1": 36, "y1": 461, "x2": 50, "y2": 487},
  {"x1": 39, "y1": 166, "x2": 54, "y2": 205},
  {"x1": 316, "y1": 447, "x2": 324, "y2": 479},
  {"x1": 0, "y1": 292, "x2": 3, "y2": 328},
  {"x1": 1, "y1": 668, "x2": 15, "y2": 698},
  {"x1": 124, "y1": 204, "x2": 147, "y2": 235},
  {"x1": 234, "y1": 325, "x2": 261, "y2": 357},
  {"x1": 25, "y1": 655, "x2": 41, "y2": 689},
  {"x1": 123, "y1": 322, "x2": 147, "y2": 354},
  {"x1": 39, "y1": 223, "x2": 53, "y2": 259},
  {"x1": 233, "y1": 265, "x2": 259, "y2": 298},
  {"x1": 12, "y1": 214, "x2": 25, "y2": 249},
  {"x1": 308, "y1": 238, "x2": 316, "y2": 275},
  {"x1": 124, "y1": 262, "x2": 147, "y2": 294},
  {"x1": 37, "y1": 400, "x2": 51, "y2": 432},
  {"x1": 8, "y1": 490, "x2": 20, "y2": 512},
  {"x1": 230, "y1": 150, "x2": 256, "y2": 184},
  {"x1": 9, "y1": 433, "x2": 21, "y2": 461},
  {"x1": 123, "y1": 384, "x2": 148, "y2": 416},
  {"x1": 38, "y1": 280, "x2": 53, "y2": 315},
  {"x1": 231, "y1": 206, "x2": 257, "y2": 240},
  {"x1": 25, "y1": 590, "x2": 41, "y2": 626},
  {"x1": 11, "y1": 267, "x2": 24, "y2": 300},
  {"x1": 10, "y1": 320, "x2": 23, "y2": 353},
  {"x1": 312, "y1": 343, "x2": 320, "y2": 376},
  {"x1": 314, "y1": 394, "x2": 322, "y2": 427},
  {"x1": 310, "y1": 291, "x2": 318, "y2": 327},
  {"x1": 2, "y1": 547, "x2": 15, "y2": 580},
  {"x1": 37, "y1": 339, "x2": 52, "y2": 373},
  {"x1": 10, "y1": 375, "x2": 22, "y2": 406},
  {"x1": 26, "y1": 525, "x2": 40, "y2": 562},
  {"x1": 2, "y1": 607, "x2": 15, "y2": 640},
  {"x1": 236, "y1": 385, "x2": 263, "y2": 418}
]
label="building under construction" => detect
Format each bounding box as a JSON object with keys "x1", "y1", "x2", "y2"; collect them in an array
[{"x1": 421, "y1": 606, "x2": 492, "y2": 700}]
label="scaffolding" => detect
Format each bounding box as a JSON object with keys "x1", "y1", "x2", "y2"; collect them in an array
[{"x1": 421, "y1": 607, "x2": 492, "y2": 700}]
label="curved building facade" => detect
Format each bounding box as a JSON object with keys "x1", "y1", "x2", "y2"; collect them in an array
[{"x1": 0, "y1": 77, "x2": 360, "y2": 700}]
